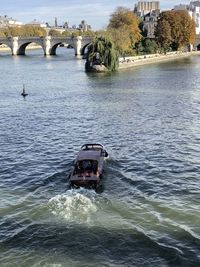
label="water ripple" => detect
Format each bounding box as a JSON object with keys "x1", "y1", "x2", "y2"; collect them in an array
[{"x1": 1, "y1": 51, "x2": 200, "y2": 266}]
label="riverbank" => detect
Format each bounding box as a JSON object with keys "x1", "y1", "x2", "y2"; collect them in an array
[{"x1": 118, "y1": 51, "x2": 200, "y2": 69}]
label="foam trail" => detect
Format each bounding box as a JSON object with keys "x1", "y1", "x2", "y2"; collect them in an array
[{"x1": 48, "y1": 189, "x2": 97, "y2": 223}]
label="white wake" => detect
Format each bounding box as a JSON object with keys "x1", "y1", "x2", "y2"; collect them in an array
[{"x1": 48, "y1": 188, "x2": 98, "y2": 223}]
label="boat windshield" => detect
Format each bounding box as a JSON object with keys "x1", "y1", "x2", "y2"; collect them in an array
[{"x1": 81, "y1": 144, "x2": 103, "y2": 151}]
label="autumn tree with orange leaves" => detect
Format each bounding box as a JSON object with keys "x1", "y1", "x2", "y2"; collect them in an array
[
  {"x1": 155, "y1": 10, "x2": 196, "y2": 51},
  {"x1": 107, "y1": 7, "x2": 142, "y2": 55}
]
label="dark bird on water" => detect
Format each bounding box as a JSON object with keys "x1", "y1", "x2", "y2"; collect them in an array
[{"x1": 21, "y1": 84, "x2": 28, "y2": 97}]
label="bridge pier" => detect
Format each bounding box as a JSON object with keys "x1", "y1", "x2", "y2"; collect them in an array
[
  {"x1": 44, "y1": 36, "x2": 52, "y2": 56},
  {"x1": 12, "y1": 37, "x2": 19, "y2": 55},
  {"x1": 44, "y1": 36, "x2": 83, "y2": 56},
  {"x1": 73, "y1": 36, "x2": 83, "y2": 56}
]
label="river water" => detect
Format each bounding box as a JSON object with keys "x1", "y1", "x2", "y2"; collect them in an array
[{"x1": 0, "y1": 48, "x2": 200, "y2": 267}]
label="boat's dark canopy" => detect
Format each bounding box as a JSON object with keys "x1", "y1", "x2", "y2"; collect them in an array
[{"x1": 76, "y1": 149, "x2": 101, "y2": 161}]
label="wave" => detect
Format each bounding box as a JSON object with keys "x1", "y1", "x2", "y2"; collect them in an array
[{"x1": 48, "y1": 189, "x2": 98, "y2": 224}]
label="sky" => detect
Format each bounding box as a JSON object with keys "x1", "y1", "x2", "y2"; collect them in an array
[{"x1": 0, "y1": 0, "x2": 192, "y2": 30}]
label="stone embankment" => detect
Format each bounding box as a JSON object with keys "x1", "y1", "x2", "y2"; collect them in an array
[{"x1": 118, "y1": 51, "x2": 200, "y2": 69}]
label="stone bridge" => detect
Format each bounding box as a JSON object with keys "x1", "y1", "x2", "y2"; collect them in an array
[
  {"x1": 0, "y1": 36, "x2": 93, "y2": 56},
  {"x1": 194, "y1": 34, "x2": 200, "y2": 50}
]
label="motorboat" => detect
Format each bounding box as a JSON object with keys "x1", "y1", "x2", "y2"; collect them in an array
[{"x1": 69, "y1": 144, "x2": 108, "y2": 190}]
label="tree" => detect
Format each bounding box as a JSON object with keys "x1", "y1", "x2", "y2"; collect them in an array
[
  {"x1": 48, "y1": 29, "x2": 62, "y2": 37},
  {"x1": 85, "y1": 36, "x2": 119, "y2": 71},
  {"x1": 155, "y1": 10, "x2": 196, "y2": 51},
  {"x1": 62, "y1": 30, "x2": 73, "y2": 37},
  {"x1": 107, "y1": 27, "x2": 135, "y2": 55},
  {"x1": 80, "y1": 30, "x2": 96, "y2": 37},
  {"x1": 179, "y1": 10, "x2": 196, "y2": 46},
  {"x1": 0, "y1": 29, "x2": 7, "y2": 37},
  {"x1": 155, "y1": 19, "x2": 172, "y2": 52},
  {"x1": 0, "y1": 26, "x2": 46, "y2": 37},
  {"x1": 134, "y1": 38, "x2": 159, "y2": 54},
  {"x1": 107, "y1": 7, "x2": 142, "y2": 55}
]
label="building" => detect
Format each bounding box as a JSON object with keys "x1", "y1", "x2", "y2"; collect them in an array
[
  {"x1": 134, "y1": 1, "x2": 160, "y2": 16},
  {"x1": 134, "y1": 1, "x2": 160, "y2": 38},
  {"x1": 26, "y1": 19, "x2": 47, "y2": 28},
  {"x1": 0, "y1": 15, "x2": 23, "y2": 28},
  {"x1": 78, "y1": 20, "x2": 91, "y2": 31},
  {"x1": 190, "y1": 2, "x2": 200, "y2": 34},
  {"x1": 55, "y1": 17, "x2": 58, "y2": 28},
  {"x1": 143, "y1": 9, "x2": 160, "y2": 38},
  {"x1": 63, "y1": 22, "x2": 69, "y2": 29},
  {"x1": 173, "y1": 4, "x2": 188, "y2": 10}
]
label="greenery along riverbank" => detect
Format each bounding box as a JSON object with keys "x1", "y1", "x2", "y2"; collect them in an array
[{"x1": 85, "y1": 7, "x2": 196, "y2": 71}]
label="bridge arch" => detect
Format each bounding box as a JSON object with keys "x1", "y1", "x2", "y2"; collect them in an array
[
  {"x1": 47, "y1": 37, "x2": 75, "y2": 56},
  {"x1": 196, "y1": 43, "x2": 200, "y2": 51},
  {"x1": 0, "y1": 44, "x2": 12, "y2": 54},
  {"x1": 50, "y1": 42, "x2": 61, "y2": 55},
  {"x1": 17, "y1": 41, "x2": 45, "y2": 55},
  {"x1": 0, "y1": 40, "x2": 12, "y2": 54},
  {"x1": 81, "y1": 42, "x2": 91, "y2": 56},
  {"x1": 49, "y1": 41, "x2": 75, "y2": 55}
]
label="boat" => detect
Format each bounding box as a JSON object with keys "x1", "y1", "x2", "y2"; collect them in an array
[{"x1": 69, "y1": 144, "x2": 108, "y2": 190}]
